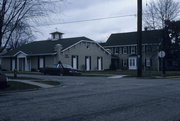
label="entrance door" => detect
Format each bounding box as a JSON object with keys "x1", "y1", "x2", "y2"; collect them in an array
[
  {"x1": 85, "y1": 56, "x2": 91, "y2": 71},
  {"x1": 19, "y1": 58, "x2": 25, "y2": 71},
  {"x1": 28, "y1": 59, "x2": 31, "y2": 71},
  {"x1": 128, "y1": 57, "x2": 137, "y2": 70},
  {"x1": 72, "y1": 56, "x2": 78, "y2": 69},
  {"x1": 97, "y1": 57, "x2": 102, "y2": 71},
  {"x1": 11, "y1": 59, "x2": 16, "y2": 71},
  {"x1": 39, "y1": 57, "x2": 44, "y2": 68}
]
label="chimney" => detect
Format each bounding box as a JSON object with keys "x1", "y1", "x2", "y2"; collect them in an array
[
  {"x1": 55, "y1": 44, "x2": 63, "y2": 62},
  {"x1": 50, "y1": 31, "x2": 64, "y2": 40}
]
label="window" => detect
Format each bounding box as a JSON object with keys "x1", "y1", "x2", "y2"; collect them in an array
[
  {"x1": 86, "y1": 42, "x2": 90, "y2": 49},
  {"x1": 85, "y1": 56, "x2": 91, "y2": 71},
  {"x1": 39, "y1": 57, "x2": 44, "y2": 68},
  {"x1": 127, "y1": 46, "x2": 131, "y2": 54},
  {"x1": 112, "y1": 48, "x2": 116, "y2": 54},
  {"x1": 119, "y1": 47, "x2": 122, "y2": 54},
  {"x1": 132, "y1": 59, "x2": 135, "y2": 66},
  {"x1": 128, "y1": 57, "x2": 137, "y2": 70},
  {"x1": 129, "y1": 58, "x2": 136, "y2": 67},
  {"x1": 145, "y1": 45, "x2": 152, "y2": 53},
  {"x1": 11, "y1": 59, "x2": 16, "y2": 71},
  {"x1": 146, "y1": 58, "x2": 151, "y2": 67},
  {"x1": 97, "y1": 57, "x2": 103, "y2": 70},
  {"x1": 115, "y1": 47, "x2": 119, "y2": 54},
  {"x1": 123, "y1": 59, "x2": 127, "y2": 67},
  {"x1": 123, "y1": 47, "x2": 127, "y2": 54},
  {"x1": 28, "y1": 59, "x2": 31, "y2": 71},
  {"x1": 129, "y1": 59, "x2": 132, "y2": 66},
  {"x1": 131, "y1": 46, "x2": 136, "y2": 54},
  {"x1": 72, "y1": 55, "x2": 78, "y2": 69}
]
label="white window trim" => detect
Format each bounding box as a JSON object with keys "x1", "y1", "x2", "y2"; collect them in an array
[
  {"x1": 128, "y1": 57, "x2": 137, "y2": 70},
  {"x1": 146, "y1": 58, "x2": 151, "y2": 67},
  {"x1": 39, "y1": 57, "x2": 44, "y2": 68},
  {"x1": 131, "y1": 46, "x2": 136, "y2": 54},
  {"x1": 123, "y1": 47, "x2": 127, "y2": 54}
]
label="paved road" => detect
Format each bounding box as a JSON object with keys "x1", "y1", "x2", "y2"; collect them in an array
[{"x1": 1, "y1": 75, "x2": 180, "y2": 121}]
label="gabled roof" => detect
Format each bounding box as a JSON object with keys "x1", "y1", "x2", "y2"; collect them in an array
[
  {"x1": 104, "y1": 30, "x2": 163, "y2": 46},
  {"x1": 3, "y1": 37, "x2": 92, "y2": 57},
  {"x1": 99, "y1": 42, "x2": 106, "y2": 47},
  {"x1": 50, "y1": 31, "x2": 64, "y2": 34}
]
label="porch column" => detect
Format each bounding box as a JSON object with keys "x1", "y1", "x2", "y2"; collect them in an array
[
  {"x1": 16, "y1": 58, "x2": 19, "y2": 71},
  {"x1": 25, "y1": 57, "x2": 28, "y2": 71}
]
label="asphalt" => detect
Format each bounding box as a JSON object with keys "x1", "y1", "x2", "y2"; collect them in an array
[{"x1": 0, "y1": 74, "x2": 180, "y2": 121}]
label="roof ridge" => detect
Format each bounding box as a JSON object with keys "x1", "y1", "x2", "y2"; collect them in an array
[
  {"x1": 105, "y1": 29, "x2": 163, "y2": 46},
  {"x1": 32, "y1": 36, "x2": 91, "y2": 43},
  {"x1": 3, "y1": 36, "x2": 93, "y2": 57},
  {"x1": 111, "y1": 29, "x2": 162, "y2": 35}
]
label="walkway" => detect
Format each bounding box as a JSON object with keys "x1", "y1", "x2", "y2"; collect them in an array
[{"x1": 108, "y1": 75, "x2": 126, "y2": 79}]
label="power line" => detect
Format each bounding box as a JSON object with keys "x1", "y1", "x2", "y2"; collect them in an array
[
  {"x1": 35, "y1": 14, "x2": 136, "y2": 27},
  {"x1": 40, "y1": 0, "x2": 63, "y2": 3}
]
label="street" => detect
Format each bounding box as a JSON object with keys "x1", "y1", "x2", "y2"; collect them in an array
[{"x1": 0, "y1": 75, "x2": 180, "y2": 121}]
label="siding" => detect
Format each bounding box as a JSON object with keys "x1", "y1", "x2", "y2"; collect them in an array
[
  {"x1": 1, "y1": 58, "x2": 11, "y2": 71},
  {"x1": 61, "y1": 42, "x2": 111, "y2": 71}
]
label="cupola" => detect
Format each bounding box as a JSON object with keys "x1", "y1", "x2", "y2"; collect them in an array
[{"x1": 50, "y1": 31, "x2": 64, "y2": 40}]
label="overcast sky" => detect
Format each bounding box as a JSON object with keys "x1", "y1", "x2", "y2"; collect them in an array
[{"x1": 34, "y1": 0, "x2": 150, "y2": 42}]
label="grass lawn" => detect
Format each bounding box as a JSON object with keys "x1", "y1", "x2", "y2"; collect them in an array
[
  {"x1": 3, "y1": 71, "x2": 42, "y2": 75},
  {"x1": 0, "y1": 81, "x2": 40, "y2": 92},
  {"x1": 34, "y1": 80, "x2": 61, "y2": 86},
  {"x1": 141, "y1": 71, "x2": 180, "y2": 77},
  {"x1": 82, "y1": 70, "x2": 137, "y2": 77},
  {"x1": 82, "y1": 70, "x2": 180, "y2": 77},
  {"x1": 8, "y1": 76, "x2": 40, "y2": 80}
]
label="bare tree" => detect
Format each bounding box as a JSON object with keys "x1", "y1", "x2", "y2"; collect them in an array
[
  {"x1": 0, "y1": 0, "x2": 62, "y2": 53},
  {"x1": 144, "y1": 0, "x2": 180, "y2": 30},
  {"x1": 7, "y1": 21, "x2": 34, "y2": 49}
]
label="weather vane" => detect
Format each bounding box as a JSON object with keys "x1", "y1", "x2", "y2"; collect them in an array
[{"x1": 55, "y1": 27, "x2": 58, "y2": 32}]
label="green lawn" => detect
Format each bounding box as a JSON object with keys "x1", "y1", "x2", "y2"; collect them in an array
[
  {"x1": 82, "y1": 70, "x2": 180, "y2": 77},
  {"x1": 0, "y1": 81, "x2": 40, "y2": 92},
  {"x1": 4, "y1": 71, "x2": 42, "y2": 75},
  {"x1": 81, "y1": 70, "x2": 136, "y2": 77},
  {"x1": 8, "y1": 76, "x2": 40, "y2": 80}
]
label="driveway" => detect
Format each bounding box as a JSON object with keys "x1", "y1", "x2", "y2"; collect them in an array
[{"x1": 1, "y1": 74, "x2": 180, "y2": 121}]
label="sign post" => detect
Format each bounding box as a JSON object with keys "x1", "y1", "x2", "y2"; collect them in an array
[{"x1": 158, "y1": 51, "x2": 166, "y2": 76}]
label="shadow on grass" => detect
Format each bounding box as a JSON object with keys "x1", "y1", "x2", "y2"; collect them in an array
[{"x1": 34, "y1": 80, "x2": 61, "y2": 86}]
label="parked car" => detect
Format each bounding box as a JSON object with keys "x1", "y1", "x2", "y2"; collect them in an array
[
  {"x1": 0, "y1": 73, "x2": 8, "y2": 89},
  {"x1": 40, "y1": 64, "x2": 81, "y2": 76}
]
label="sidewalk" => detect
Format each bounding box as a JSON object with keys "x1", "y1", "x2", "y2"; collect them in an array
[
  {"x1": 9, "y1": 79, "x2": 54, "y2": 88},
  {"x1": 108, "y1": 75, "x2": 126, "y2": 79}
]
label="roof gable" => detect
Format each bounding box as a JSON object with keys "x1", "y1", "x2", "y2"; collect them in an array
[
  {"x1": 3, "y1": 37, "x2": 92, "y2": 57},
  {"x1": 105, "y1": 30, "x2": 163, "y2": 46}
]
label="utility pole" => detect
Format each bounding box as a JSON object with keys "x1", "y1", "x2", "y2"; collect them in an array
[
  {"x1": 161, "y1": 20, "x2": 169, "y2": 76},
  {"x1": 137, "y1": 0, "x2": 143, "y2": 77}
]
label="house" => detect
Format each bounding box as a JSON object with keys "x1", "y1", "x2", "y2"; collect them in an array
[
  {"x1": 102, "y1": 30, "x2": 163, "y2": 71},
  {"x1": 1, "y1": 32, "x2": 111, "y2": 72}
]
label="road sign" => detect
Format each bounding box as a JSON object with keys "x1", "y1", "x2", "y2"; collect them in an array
[{"x1": 158, "y1": 51, "x2": 166, "y2": 58}]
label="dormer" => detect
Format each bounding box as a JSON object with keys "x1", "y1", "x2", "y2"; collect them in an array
[{"x1": 50, "y1": 31, "x2": 64, "y2": 40}]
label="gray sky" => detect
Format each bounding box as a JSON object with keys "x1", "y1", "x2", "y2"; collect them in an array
[{"x1": 34, "y1": 0, "x2": 150, "y2": 42}]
